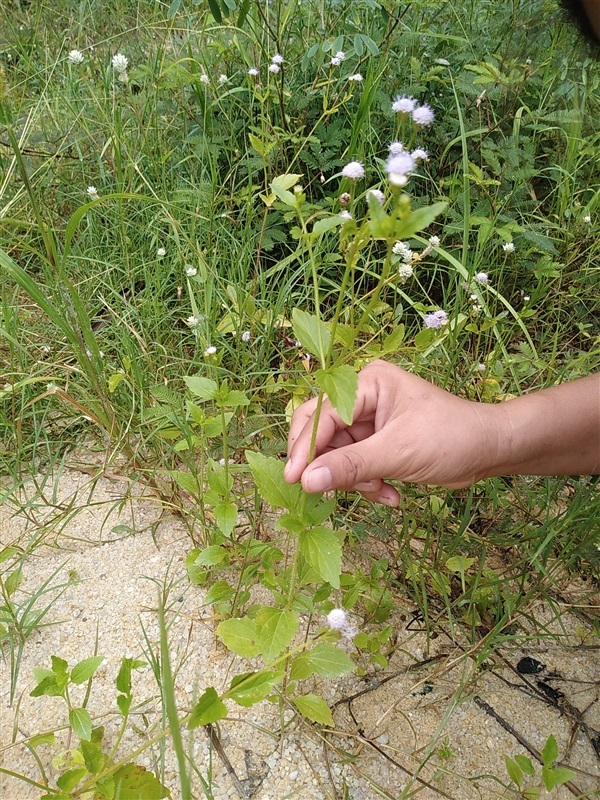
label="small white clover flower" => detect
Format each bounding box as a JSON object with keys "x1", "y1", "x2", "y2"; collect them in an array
[
  {"x1": 348, "y1": 73, "x2": 363, "y2": 82},
  {"x1": 271, "y1": 53, "x2": 284, "y2": 64},
  {"x1": 341, "y1": 161, "x2": 365, "y2": 180},
  {"x1": 204, "y1": 345, "x2": 217, "y2": 356},
  {"x1": 46, "y1": 382, "x2": 58, "y2": 392},
  {"x1": 502, "y1": 241, "x2": 515, "y2": 253},
  {"x1": 386, "y1": 152, "x2": 415, "y2": 186},
  {"x1": 428, "y1": 235, "x2": 440, "y2": 247},
  {"x1": 330, "y1": 56, "x2": 342, "y2": 66},
  {"x1": 241, "y1": 330, "x2": 251, "y2": 342},
  {"x1": 268, "y1": 63, "x2": 280, "y2": 74},
  {"x1": 334, "y1": 50, "x2": 346, "y2": 61},
  {"x1": 411, "y1": 104, "x2": 435, "y2": 126},
  {"x1": 398, "y1": 263, "x2": 414, "y2": 281},
  {"x1": 424, "y1": 310, "x2": 448, "y2": 329},
  {"x1": 68, "y1": 49, "x2": 84, "y2": 65},
  {"x1": 475, "y1": 272, "x2": 489, "y2": 285},
  {"x1": 470, "y1": 293, "x2": 479, "y2": 301},
  {"x1": 186, "y1": 315, "x2": 202, "y2": 328},
  {"x1": 247, "y1": 67, "x2": 259, "y2": 76},
  {"x1": 339, "y1": 209, "x2": 353, "y2": 219},
  {"x1": 477, "y1": 363, "x2": 487, "y2": 372},
  {"x1": 523, "y1": 295, "x2": 530, "y2": 302},
  {"x1": 185, "y1": 265, "x2": 197, "y2": 277},
  {"x1": 392, "y1": 241, "x2": 413, "y2": 262},
  {"x1": 327, "y1": 608, "x2": 348, "y2": 630},
  {"x1": 388, "y1": 141, "x2": 405, "y2": 155},
  {"x1": 434, "y1": 58, "x2": 450, "y2": 66},
  {"x1": 583, "y1": 214, "x2": 592, "y2": 223},
  {"x1": 87, "y1": 186, "x2": 99, "y2": 200},
  {"x1": 411, "y1": 147, "x2": 429, "y2": 161},
  {"x1": 199, "y1": 73, "x2": 210, "y2": 84},
  {"x1": 112, "y1": 53, "x2": 129, "y2": 74},
  {"x1": 218, "y1": 74, "x2": 228, "y2": 83},
  {"x1": 367, "y1": 189, "x2": 385, "y2": 205},
  {"x1": 157, "y1": 247, "x2": 166, "y2": 257},
  {"x1": 392, "y1": 95, "x2": 416, "y2": 114}
]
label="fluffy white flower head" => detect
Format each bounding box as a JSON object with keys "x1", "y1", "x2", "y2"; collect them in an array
[
  {"x1": 424, "y1": 310, "x2": 448, "y2": 329},
  {"x1": 87, "y1": 186, "x2": 99, "y2": 200},
  {"x1": 583, "y1": 214, "x2": 591, "y2": 224},
  {"x1": 200, "y1": 73, "x2": 210, "y2": 84},
  {"x1": 411, "y1": 147, "x2": 429, "y2": 161},
  {"x1": 68, "y1": 50, "x2": 84, "y2": 65},
  {"x1": 271, "y1": 53, "x2": 284, "y2": 64},
  {"x1": 475, "y1": 272, "x2": 489, "y2": 285},
  {"x1": 327, "y1": 608, "x2": 348, "y2": 630},
  {"x1": 186, "y1": 315, "x2": 202, "y2": 328},
  {"x1": 428, "y1": 235, "x2": 440, "y2": 247},
  {"x1": 248, "y1": 67, "x2": 259, "y2": 76},
  {"x1": 388, "y1": 141, "x2": 405, "y2": 156},
  {"x1": 393, "y1": 240, "x2": 412, "y2": 260},
  {"x1": 241, "y1": 330, "x2": 251, "y2": 342},
  {"x1": 412, "y1": 104, "x2": 435, "y2": 126},
  {"x1": 392, "y1": 95, "x2": 416, "y2": 114},
  {"x1": 386, "y1": 152, "x2": 415, "y2": 186},
  {"x1": 367, "y1": 189, "x2": 385, "y2": 205},
  {"x1": 341, "y1": 161, "x2": 365, "y2": 180},
  {"x1": 218, "y1": 74, "x2": 228, "y2": 83},
  {"x1": 398, "y1": 263, "x2": 414, "y2": 281},
  {"x1": 502, "y1": 241, "x2": 515, "y2": 253},
  {"x1": 157, "y1": 247, "x2": 166, "y2": 257},
  {"x1": 112, "y1": 53, "x2": 129, "y2": 73},
  {"x1": 477, "y1": 363, "x2": 487, "y2": 372},
  {"x1": 339, "y1": 209, "x2": 353, "y2": 219},
  {"x1": 330, "y1": 56, "x2": 342, "y2": 66},
  {"x1": 268, "y1": 63, "x2": 280, "y2": 74},
  {"x1": 348, "y1": 73, "x2": 363, "y2": 82},
  {"x1": 185, "y1": 265, "x2": 197, "y2": 277},
  {"x1": 334, "y1": 50, "x2": 346, "y2": 61},
  {"x1": 204, "y1": 345, "x2": 217, "y2": 356}
]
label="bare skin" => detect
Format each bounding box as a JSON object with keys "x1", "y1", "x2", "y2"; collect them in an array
[{"x1": 284, "y1": 360, "x2": 600, "y2": 507}]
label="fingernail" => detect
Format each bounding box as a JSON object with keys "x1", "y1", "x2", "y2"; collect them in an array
[
  {"x1": 284, "y1": 459, "x2": 292, "y2": 477},
  {"x1": 354, "y1": 481, "x2": 375, "y2": 491},
  {"x1": 305, "y1": 466, "x2": 333, "y2": 493}
]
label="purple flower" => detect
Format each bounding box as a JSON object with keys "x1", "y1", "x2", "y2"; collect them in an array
[{"x1": 424, "y1": 310, "x2": 448, "y2": 329}]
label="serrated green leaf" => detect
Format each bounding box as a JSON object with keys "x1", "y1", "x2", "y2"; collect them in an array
[
  {"x1": 56, "y1": 767, "x2": 87, "y2": 792},
  {"x1": 299, "y1": 526, "x2": 342, "y2": 588},
  {"x1": 170, "y1": 470, "x2": 200, "y2": 496},
  {"x1": 80, "y1": 738, "x2": 104, "y2": 775},
  {"x1": 382, "y1": 325, "x2": 405, "y2": 353},
  {"x1": 51, "y1": 655, "x2": 69, "y2": 677},
  {"x1": 70, "y1": 707, "x2": 92, "y2": 741},
  {"x1": 214, "y1": 501, "x2": 238, "y2": 536},
  {"x1": 95, "y1": 775, "x2": 115, "y2": 799},
  {"x1": 445, "y1": 556, "x2": 476, "y2": 574},
  {"x1": 292, "y1": 694, "x2": 334, "y2": 726},
  {"x1": 542, "y1": 766, "x2": 574, "y2": 791},
  {"x1": 291, "y1": 308, "x2": 330, "y2": 360},
  {"x1": 29, "y1": 732, "x2": 56, "y2": 748},
  {"x1": 312, "y1": 216, "x2": 345, "y2": 236},
  {"x1": 5, "y1": 567, "x2": 22, "y2": 596},
  {"x1": 117, "y1": 694, "x2": 131, "y2": 716},
  {"x1": 183, "y1": 376, "x2": 218, "y2": 400},
  {"x1": 193, "y1": 545, "x2": 229, "y2": 567},
  {"x1": 222, "y1": 389, "x2": 249, "y2": 407},
  {"x1": 315, "y1": 365, "x2": 358, "y2": 426},
  {"x1": 514, "y1": 754, "x2": 535, "y2": 775},
  {"x1": 116, "y1": 657, "x2": 145, "y2": 695},
  {"x1": 225, "y1": 670, "x2": 282, "y2": 707},
  {"x1": 205, "y1": 580, "x2": 235, "y2": 605},
  {"x1": 245, "y1": 451, "x2": 300, "y2": 511},
  {"x1": 255, "y1": 608, "x2": 299, "y2": 661},
  {"x1": 217, "y1": 618, "x2": 259, "y2": 657},
  {"x1": 504, "y1": 756, "x2": 523, "y2": 787},
  {"x1": 71, "y1": 656, "x2": 104, "y2": 685},
  {"x1": 541, "y1": 734, "x2": 558, "y2": 765},
  {"x1": 30, "y1": 675, "x2": 62, "y2": 697},
  {"x1": 306, "y1": 642, "x2": 354, "y2": 677},
  {"x1": 188, "y1": 687, "x2": 228, "y2": 728},
  {"x1": 395, "y1": 202, "x2": 447, "y2": 239},
  {"x1": 112, "y1": 763, "x2": 171, "y2": 799}
]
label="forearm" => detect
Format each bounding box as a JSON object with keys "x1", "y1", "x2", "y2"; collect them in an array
[{"x1": 484, "y1": 374, "x2": 600, "y2": 478}]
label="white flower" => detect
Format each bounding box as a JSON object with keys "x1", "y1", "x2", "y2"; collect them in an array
[
  {"x1": 334, "y1": 50, "x2": 346, "y2": 61},
  {"x1": 157, "y1": 247, "x2": 166, "y2": 257},
  {"x1": 87, "y1": 186, "x2": 99, "y2": 200},
  {"x1": 412, "y1": 104, "x2": 435, "y2": 126},
  {"x1": 428, "y1": 235, "x2": 440, "y2": 247},
  {"x1": 523, "y1": 295, "x2": 530, "y2": 301},
  {"x1": 424, "y1": 310, "x2": 448, "y2": 329},
  {"x1": 392, "y1": 241, "x2": 413, "y2": 262},
  {"x1": 330, "y1": 57, "x2": 342, "y2": 66},
  {"x1": 386, "y1": 152, "x2": 415, "y2": 186},
  {"x1": 68, "y1": 50, "x2": 84, "y2": 65},
  {"x1": 200, "y1": 73, "x2": 210, "y2": 84},
  {"x1": 392, "y1": 95, "x2": 416, "y2": 114},
  {"x1": 218, "y1": 74, "x2": 228, "y2": 83},
  {"x1": 434, "y1": 58, "x2": 450, "y2": 66},
  {"x1": 204, "y1": 345, "x2": 217, "y2": 356},
  {"x1": 46, "y1": 382, "x2": 58, "y2": 392},
  {"x1": 348, "y1": 73, "x2": 363, "y2": 82},
  {"x1": 339, "y1": 210, "x2": 353, "y2": 219},
  {"x1": 475, "y1": 272, "x2": 489, "y2": 285},
  {"x1": 268, "y1": 63, "x2": 280, "y2": 74},
  {"x1": 327, "y1": 608, "x2": 348, "y2": 630},
  {"x1": 271, "y1": 53, "x2": 284, "y2": 64},
  {"x1": 411, "y1": 147, "x2": 429, "y2": 161},
  {"x1": 502, "y1": 241, "x2": 515, "y2": 253},
  {"x1": 186, "y1": 315, "x2": 202, "y2": 328},
  {"x1": 112, "y1": 53, "x2": 128, "y2": 74},
  {"x1": 470, "y1": 293, "x2": 479, "y2": 301},
  {"x1": 185, "y1": 265, "x2": 197, "y2": 277},
  {"x1": 477, "y1": 363, "x2": 487, "y2": 372},
  {"x1": 398, "y1": 263, "x2": 414, "y2": 281},
  {"x1": 583, "y1": 214, "x2": 591, "y2": 223},
  {"x1": 341, "y1": 161, "x2": 365, "y2": 180},
  {"x1": 241, "y1": 330, "x2": 251, "y2": 342},
  {"x1": 388, "y1": 141, "x2": 405, "y2": 156},
  {"x1": 248, "y1": 67, "x2": 259, "y2": 76},
  {"x1": 367, "y1": 189, "x2": 385, "y2": 205},
  {"x1": 218, "y1": 458, "x2": 226, "y2": 466}
]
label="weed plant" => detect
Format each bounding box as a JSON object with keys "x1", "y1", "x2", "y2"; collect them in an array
[{"x1": 0, "y1": 0, "x2": 599, "y2": 798}]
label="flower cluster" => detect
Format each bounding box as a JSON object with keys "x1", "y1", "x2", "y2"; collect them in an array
[
  {"x1": 68, "y1": 49, "x2": 85, "y2": 65},
  {"x1": 326, "y1": 608, "x2": 355, "y2": 639},
  {"x1": 341, "y1": 161, "x2": 365, "y2": 181},
  {"x1": 392, "y1": 95, "x2": 435, "y2": 126},
  {"x1": 424, "y1": 310, "x2": 448, "y2": 329},
  {"x1": 269, "y1": 53, "x2": 284, "y2": 74},
  {"x1": 112, "y1": 53, "x2": 129, "y2": 82},
  {"x1": 330, "y1": 50, "x2": 346, "y2": 66},
  {"x1": 386, "y1": 152, "x2": 415, "y2": 187}
]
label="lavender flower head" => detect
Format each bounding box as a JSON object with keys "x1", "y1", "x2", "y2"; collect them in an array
[{"x1": 424, "y1": 310, "x2": 448, "y2": 329}]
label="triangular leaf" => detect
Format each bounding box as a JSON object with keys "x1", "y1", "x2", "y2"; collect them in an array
[
  {"x1": 299, "y1": 526, "x2": 342, "y2": 588},
  {"x1": 183, "y1": 376, "x2": 217, "y2": 401},
  {"x1": 245, "y1": 451, "x2": 300, "y2": 511},
  {"x1": 255, "y1": 608, "x2": 299, "y2": 662},
  {"x1": 291, "y1": 308, "x2": 330, "y2": 360},
  {"x1": 112, "y1": 763, "x2": 171, "y2": 799},
  {"x1": 314, "y1": 365, "x2": 358, "y2": 425},
  {"x1": 69, "y1": 707, "x2": 92, "y2": 741},
  {"x1": 188, "y1": 687, "x2": 228, "y2": 728},
  {"x1": 292, "y1": 694, "x2": 334, "y2": 726},
  {"x1": 225, "y1": 670, "x2": 282, "y2": 707},
  {"x1": 216, "y1": 618, "x2": 259, "y2": 658},
  {"x1": 71, "y1": 656, "x2": 104, "y2": 685}
]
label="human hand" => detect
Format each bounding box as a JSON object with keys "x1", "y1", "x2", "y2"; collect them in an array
[{"x1": 284, "y1": 359, "x2": 499, "y2": 506}]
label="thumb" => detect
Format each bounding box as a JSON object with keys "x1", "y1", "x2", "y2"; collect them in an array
[{"x1": 301, "y1": 437, "x2": 387, "y2": 494}]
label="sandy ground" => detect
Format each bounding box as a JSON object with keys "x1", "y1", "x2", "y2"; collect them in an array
[{"x1": 1, "y1": 468, "x2": 599, "y2": 800}]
